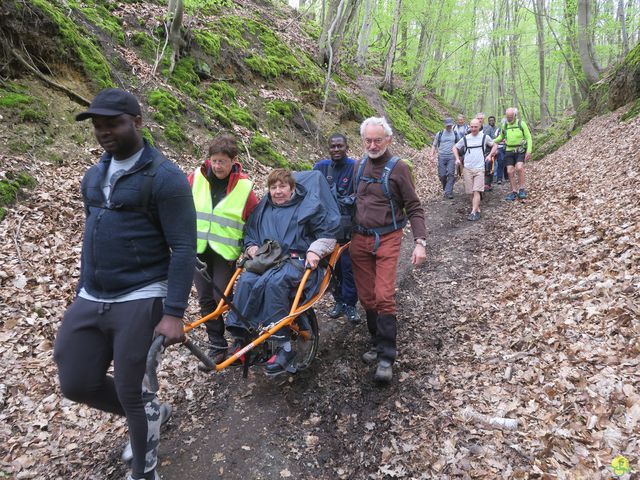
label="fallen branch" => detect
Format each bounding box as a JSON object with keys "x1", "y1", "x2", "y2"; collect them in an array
[
  {"x1": 462, "y1": 407, "x2": 519, "y2": 430},
  {"x1": 10, "y1": 48, "x2": 90, "y2": 105}
]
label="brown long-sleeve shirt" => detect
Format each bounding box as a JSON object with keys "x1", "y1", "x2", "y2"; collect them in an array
[{"x1": 354, "y1": 150, "x2": 427, "y2": 239}]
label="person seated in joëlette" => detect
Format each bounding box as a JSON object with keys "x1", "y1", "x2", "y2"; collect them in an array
[{"x1": 225, "y1": 168, "x2": 340, "y2": 376}]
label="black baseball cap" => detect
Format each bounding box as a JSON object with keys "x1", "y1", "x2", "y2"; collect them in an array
[{"x1": 76, "y1": 88, "x2": 141, "y2": 121}]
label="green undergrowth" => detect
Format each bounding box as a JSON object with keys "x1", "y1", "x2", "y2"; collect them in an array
[
  {"x1": 204, "y1": 82, "x2": 256, "y2": 129},
  {"x1": 381, "y1": 89, "x2": 442, "y2": 149},
  {"x1": 249, "y1": 134, "x2": 288, "y2": 168},
  {"x1": 131, "y1": 31, "x2": 157, "y2": 62},
  {"x1": 165, "y1": 57, "x2": 201, "y2": 97},
  {"x1": 68, "y1": 0, "x2": 125, "y2": 44},
  {"x1": 193, "y1": 30, "x2": 221, "y2": 59},
  {"x1": 199, "y1": 16, "x2": 323, "y2": 87},
  {"x1": 147, "y1": 89, "x2": 187, "y2": 145},
  {"x1": 184, "y1": 0, "x2": 232, "y2": 15},
  {"x1": 0, "y1": 172, "x2": 37, "y2": 222},
  {"x1": 265, "y1": 100, "x2": 298, "y2": 126},
  {"x1": 0, "y1": 84, "x2": 48, "y2": 122},
  {"x1": 29, "y1": 0, "x2": 113, "y2": 89},
  {"x1": 621, "y1": 98, "x2": 640, "y2": 122},
  {"x1": 336, "y1": 91, "x2": 375, "y2": 121},
  {"x1": 531, "y1": 117, "x2": 576, "y2": 161}
]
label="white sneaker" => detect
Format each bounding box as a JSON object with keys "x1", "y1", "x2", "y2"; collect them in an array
[
  {"x1": 126, "y1": 471, "x2": 161, "y2": 480},
  {"x1": 121, "y1": 403, "x2": 172, "y2": 463}
]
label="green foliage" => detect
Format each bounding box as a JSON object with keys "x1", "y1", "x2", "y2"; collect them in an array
[
  {"x1": 249, "y1": 134, "x2": 288, "y2": 168},
  {"x1": 29, "y1": 0, "x2": 113, "y2": 89},
  {"x1": 214, "y1": 17, "x2": 250, "y2": 49},
  {"x1": 184, "y1": 0, "x2": 232, "y2": 15},
  {"x1": 20, "y1": 108, "x2": 48, "y2": 122},
  {"x1": 193, "y1": 30, "x2": 221, "y2": 59},
  {"x1": 0, "y1": 171, "x2": 37, "y2": 221},
  {"x1": 381, "y1": 89, "x2": 441, "y2": 149},
  {"x1": 621, "y1": 98, "x2": 640, "y2": 122},
  {"x1": 141, "y1": 128, "x2": 155, "y2": 146},
  {"x1": 147, "y1": 89, "x2": 187, "y2": 146},
  {"x1": 166, "y1": 57, "x2": 201, "y2": 97},
  {"x1": 147, "y1": 89, "x2": 183, "y2": 122},
  {"x1": 204, "y1": 82, "x2": 256, "y2": 129},
  {"x1": 266, "y1": 100, "x2": 297, "y2": 123},
  {"x1": 131, "y1": 31, "x2": 157, "y2": 61},
  {"x1": 0, "y1": 85, "x2": 48, "y2": 123},
  {"x1": 0, "y1": 91, "x2": 32, "y2": 108},
  {"x1": 70, "y1": 0, "x2": 125, "y2": 44},
  {"x1": 531, "y1": 116, "x2": 574, "y2": 161},
  {"x1": 336, "y1": 91, "x2": 375, "y2": 121},
  {"x1": 164, "y1": 121, "x2": 187, "y2": 145}
]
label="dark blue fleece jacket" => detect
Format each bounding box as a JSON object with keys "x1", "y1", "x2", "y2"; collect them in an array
[{"x1": 79, "y1": 141, "x2": 196, "y2": 317}]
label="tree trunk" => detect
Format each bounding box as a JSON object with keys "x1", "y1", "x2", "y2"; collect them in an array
[
  {"x1": 533, "y1": 0, "x2": 549, "y2": 126},
  {"x1": 330, "y1": 0, "x2": 361, "y2": 59},
  {"x1": 553, "y1": 62, "x2": 563, "y2": 117},
  {"x1": 618, "y1": 0, "x2": 630, "y2": 55},
  {"x1": 355, "y1": 0, "x2": 375, "y2": 69},
  {"x1": 380, "y1": 0, "x2": 402, "y2": 93},
  {"x1": 577, "y1": 0, "x2": 600, "y2": 85},
  {"x1": 167, "y1": 0, "x2": 184, "y2": 74}
]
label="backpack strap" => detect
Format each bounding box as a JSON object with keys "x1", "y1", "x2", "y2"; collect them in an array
[
  {"x1": 436, "y1": 130, "x2": 443, "y2": 147},
  {"x1": 353, "y1": 155, "x2": 406, "y2": 255},
  {"x1": 85, "y1": 156, "x2": 166, "y2": 227}
]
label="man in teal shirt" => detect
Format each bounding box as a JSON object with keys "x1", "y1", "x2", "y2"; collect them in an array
[{"x1": 491, "y1": 107, "x2": 532, "y2": 201}]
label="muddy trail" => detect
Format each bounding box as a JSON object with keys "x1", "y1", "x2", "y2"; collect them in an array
[{"x1": 115, "y1": 181, "x2": 518, "y2": 480}]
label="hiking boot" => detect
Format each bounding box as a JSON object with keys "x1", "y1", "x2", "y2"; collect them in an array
[
  {"x1": 228, "y1": 338, "x2": 246, "y2": 366},
  {"x1": 505, "y1": 191, "x2": 518, "y2": 201},
  {"x1": 329, "y1": 302, "x2": 345, "y2": 319},
  {"x1": 467, "y1": 212, "x2": 480, "y2": 221},
  {"x1": 197, "y1": 344, "x2": 227, "y2": 372},
  {"x1": 344, "y1": 305, "x2": 360, "y2": 323},
  {"x1": 121, "y1": 403, "x2": 172, "y2": 464},
  {"x1": 362, "y1": 347, "x2": 378, "y2": 364},
  {"x1": 445, "y1": 193, "x2": 454, "y2": 200},
  {"x1": 518, "y1": 188, "x2": 527, "y2": 199},
  {"x1": 265, "y1": 346, "x2": 296, "y2": 377},
  {"x1": 497, "y1": 179, "x2": 503, "y2": 185},
  {"x1": 374, "y1": 359, "x2": 393, "y2": 383}
]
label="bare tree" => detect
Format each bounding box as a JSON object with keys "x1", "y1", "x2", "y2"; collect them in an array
[
  {"x1": 617, "y1": 0, "x2": 630, "y2": 55},
  {"x1": 381, "y1": 0, "x2": 402, "y2": 93},
  {"x1": 533, "y1": 0, "x2": 550, "y2": 126},
  {"x1": 577, "y1": 0, "x2": 600, "y2": 85},
  {"x1": 355, "y1": 0, "x2": 375, "y2": 69}
]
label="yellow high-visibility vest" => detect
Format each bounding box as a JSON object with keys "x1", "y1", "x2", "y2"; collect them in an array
[{"x1": 192, "y1": 169, "x2": 252, "y2": 260}]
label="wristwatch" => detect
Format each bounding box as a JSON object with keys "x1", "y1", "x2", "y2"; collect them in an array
[{"x1": 415, "y1": 238, "x2": 427, "y2": 247}]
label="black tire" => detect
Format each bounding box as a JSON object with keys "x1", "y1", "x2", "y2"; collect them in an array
[{"x1": 293, "y1": 308, "x2": 319, "y2": 371}]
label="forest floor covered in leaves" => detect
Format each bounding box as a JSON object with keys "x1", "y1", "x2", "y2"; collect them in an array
[{"x1": 1, "y1": 104, "x2": 639, "y2": 479}]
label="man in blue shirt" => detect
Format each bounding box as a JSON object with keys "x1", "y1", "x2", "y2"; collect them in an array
[{"x1": 313, "y1": 134, "x2": 360, "y2": 323}]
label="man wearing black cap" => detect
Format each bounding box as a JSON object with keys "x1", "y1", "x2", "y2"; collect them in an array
[
  {"x1": 54, "y1": 88, "x2": 196, "y2": 480},
  {"x1": 430, "y1": 117, "x2": 460, "y2": 199}
]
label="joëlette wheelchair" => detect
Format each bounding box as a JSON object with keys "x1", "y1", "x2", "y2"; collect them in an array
[{"x1": 146, "y1": 242, "x2": 350, "y2": 389}]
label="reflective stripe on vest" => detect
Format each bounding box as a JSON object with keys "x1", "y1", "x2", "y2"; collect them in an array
[{"x1": 192, "y1": 170, "x2": 252, "y2": 259}]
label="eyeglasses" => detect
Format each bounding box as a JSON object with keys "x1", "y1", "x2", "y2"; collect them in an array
[{"x1": 364, "y1": 137, "x2": 387, "y2": 146}]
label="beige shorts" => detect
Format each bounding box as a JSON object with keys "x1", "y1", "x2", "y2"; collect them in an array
[{"x1": 463, "y1": 168, "x2": 484, "y2": 193}]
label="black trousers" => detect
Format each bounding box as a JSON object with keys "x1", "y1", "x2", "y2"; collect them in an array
[
  {"x1": 194, "y1": 247, "x2": 236, "y2": 345},
  {"x1": 54, "y1": 297, "x2": 163, "y2": 478}
]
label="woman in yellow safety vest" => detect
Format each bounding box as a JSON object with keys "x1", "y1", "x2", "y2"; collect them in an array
[{"x1": 188, "y1": 134, "x2": 258, "y2": 368}]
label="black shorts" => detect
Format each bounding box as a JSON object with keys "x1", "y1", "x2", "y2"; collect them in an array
[{"x1": 504, "y1": 150, "x2": 525, "y2": 167}]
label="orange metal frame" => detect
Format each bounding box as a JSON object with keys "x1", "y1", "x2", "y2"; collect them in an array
[{"x1": 183, "y1": 242, "x2": 350, "y2": 372}]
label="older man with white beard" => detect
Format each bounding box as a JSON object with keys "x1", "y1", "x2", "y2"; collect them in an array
[{"x1": 350, "y1": 117, "x2": 427, "y2": 384}]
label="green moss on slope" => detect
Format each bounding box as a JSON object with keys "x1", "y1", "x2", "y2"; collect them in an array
[{"x1": 29, "y1": 0, "x2": 113, "y2": 89}]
